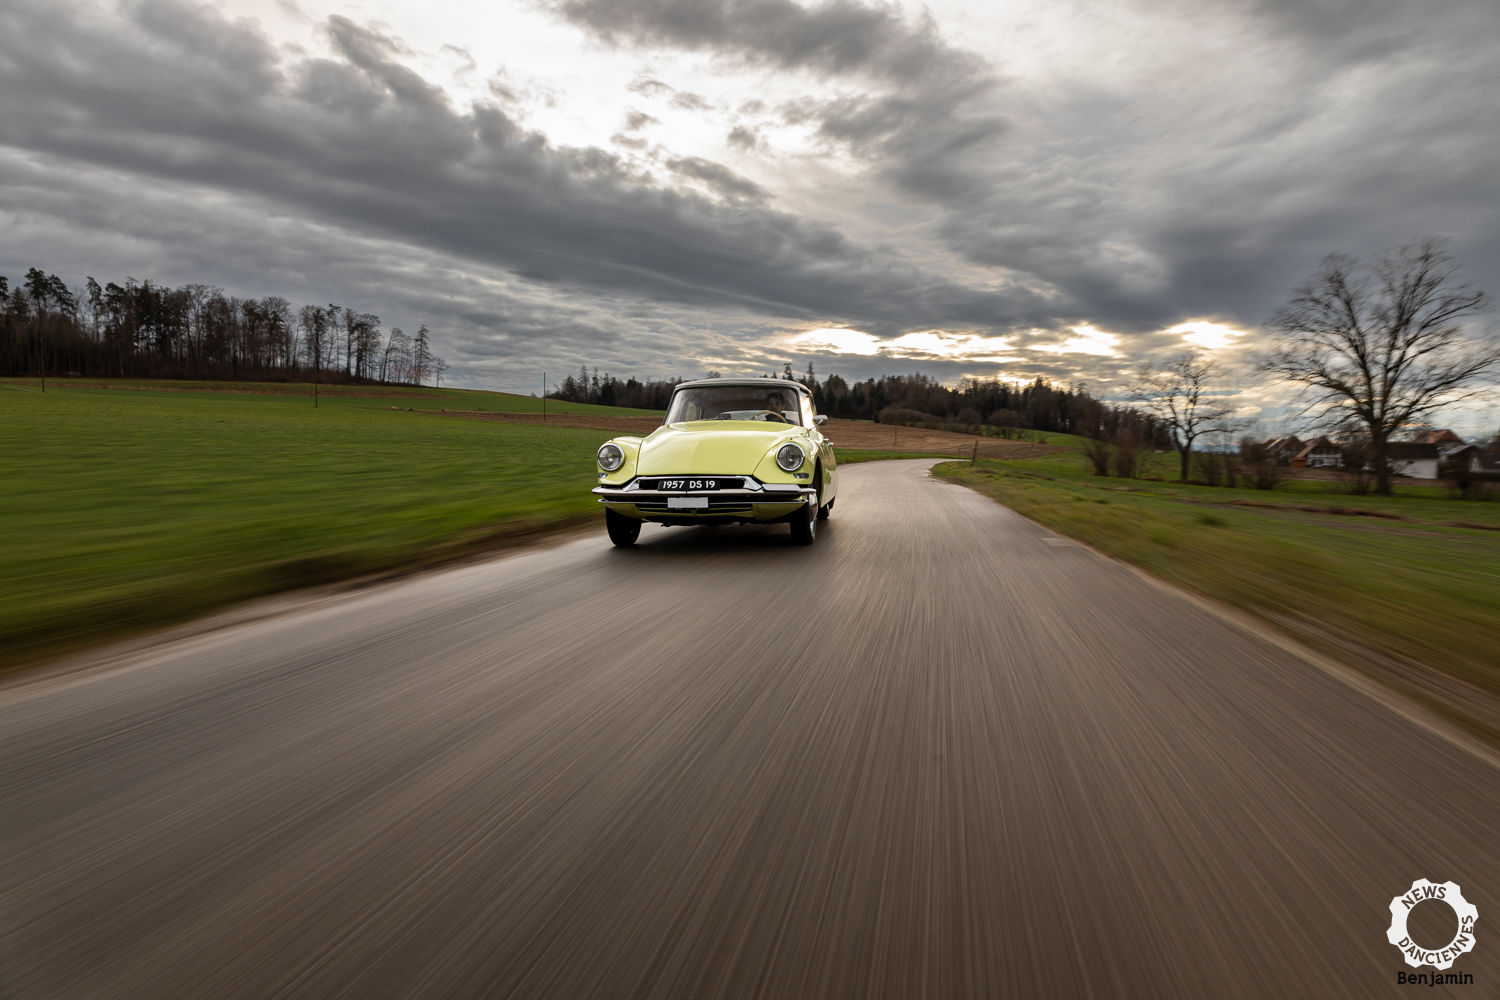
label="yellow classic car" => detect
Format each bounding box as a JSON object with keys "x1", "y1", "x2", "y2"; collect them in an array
[{"x1": 592, "y1": 378, "x2": 838, "y2": 546}]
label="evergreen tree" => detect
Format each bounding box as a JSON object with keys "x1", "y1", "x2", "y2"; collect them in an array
[{"x1": 412, "y1": 325, "x2": 432, "y2": 386}]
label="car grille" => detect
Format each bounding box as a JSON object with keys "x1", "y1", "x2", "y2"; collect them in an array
[{"x1": 629, "y1": 496, "x2": 764, "y2": 513}]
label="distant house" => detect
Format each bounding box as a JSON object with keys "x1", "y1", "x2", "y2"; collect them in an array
[
  {"x1": 1442, "y1": 444, "x2": 1480, "y2": 473},
  {"x1": 1292, "y1": 437, "x2": 1342, "y2": 468},
  {"x1": 1413, "y1": 429, "x2": 1465, "y2": 446},
  {"x1": 1386, "y1": 442, "x2": 1440, "y2": 479},
  {"x1": 1265, "y1": 436, "x2": 1305, "y2": 462},
  {"x1": 1467, "y1": 448, "x2": 1500, "y2": 475}
]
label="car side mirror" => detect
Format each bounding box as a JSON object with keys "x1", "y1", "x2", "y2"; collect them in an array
[{"x1": 814, "y1": 414, "x2": 828, "y2": 426}]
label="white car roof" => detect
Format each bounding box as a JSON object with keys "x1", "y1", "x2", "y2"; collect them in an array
[{"x1": 672, "y1": 378, "x2": 811, "y2": 394}]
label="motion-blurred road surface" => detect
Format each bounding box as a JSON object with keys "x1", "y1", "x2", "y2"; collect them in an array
[{"x1": 2, "y1": 460, "x2": 1495, "y2": 998}]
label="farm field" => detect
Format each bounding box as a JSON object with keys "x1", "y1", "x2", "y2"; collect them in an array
[
  {"x1": 2, "y1": 380, "x2": 964, "y2": 669},
  {"x1": 0, "y1": 376, "x2": 664, "y2": 417},
  {"x1": 938, "y1": 445, "x2": 1500, "y2": 742},
  {"x1": 1, "y1": 382, "x2": 631, "y2": 668}
]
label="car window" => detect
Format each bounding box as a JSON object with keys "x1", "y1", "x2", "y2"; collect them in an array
[{"x1": 666, "y1": 385, "x2": 806, "y2": 426}]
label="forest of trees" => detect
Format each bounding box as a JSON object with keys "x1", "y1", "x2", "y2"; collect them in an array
[
  {"x1": 0, "y1": 268, "x2": 447, "y2": 384},
  {"x1": 548, "y1": 367, "x2": 687, "y2": 411},
  {"x1": 549, "y1": 361, "x2": 1172, "y2": 448},
  {"x1": 4, "y1": 266, "x2": 1162, "y2": 457}
]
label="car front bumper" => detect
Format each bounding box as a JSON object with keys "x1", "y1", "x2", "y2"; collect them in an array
[{"x1": 591, "y1": 482, "x2": 817, "y2": 523}]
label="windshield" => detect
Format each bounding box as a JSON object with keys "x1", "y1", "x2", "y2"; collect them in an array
[{"x1": 666, "y1": 385, "x2": 807, "y2": 426}]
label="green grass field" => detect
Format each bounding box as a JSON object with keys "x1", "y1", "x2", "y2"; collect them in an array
[
  {"x1": 0, "y1": 377, "x2": 665, "y2": 417},
  {"x1": 935, "y1": 447, "x2": 1500, "y2": 715},
  {"x1": 3, "y1": 381, "x2": 949, "y2": 669},
  {"x1": 1, "y1": 382, "x2": 636, "y2": 667}
]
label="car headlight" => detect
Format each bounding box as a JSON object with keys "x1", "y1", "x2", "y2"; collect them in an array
[
  {"x1": 776, "y1": 442, "x2": 806, "y2": 472},
  {"x1": 598, "y1": 443, "x2": 624, "y2": 472}
]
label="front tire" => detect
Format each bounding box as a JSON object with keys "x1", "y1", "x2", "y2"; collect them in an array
[
  {"x1": 788, "y1": 504, "x2": 817, "y2": 545},
  {"x1": 816, "y1": 497, "x2": 833, "y2": 521},
  {"x1": 605, "y1": 508, "x2": 641, "y2": 547}
]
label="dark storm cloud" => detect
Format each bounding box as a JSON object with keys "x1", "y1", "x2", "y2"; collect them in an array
[
  {"x1": 0, "y1": 0, "x2": 1040, "y2": 349},
  {"x1": 558, "y1": 0, "x2": 1500, "y2": 343},
  {"x1": 666, "y1": 157, "x2": 766, "y2": 203},
  {"x1": 558, "y1": 0, "x2": 1007, "y2": 203}
]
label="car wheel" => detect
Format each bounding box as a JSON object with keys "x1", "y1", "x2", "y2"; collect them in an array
[
  {"x1": 605, "y1": 508, "x2": 641, "y2": 547},
  {"x1": 816, "y1": 497, "x2": 833, "y2": 520},
  {"x1": 789, "y1": 504, "x2": 817, "y2": 545}
]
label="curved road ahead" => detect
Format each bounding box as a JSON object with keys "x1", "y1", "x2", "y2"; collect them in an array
[{"x1": 1, "y1": 460, "x2": 1495, "y2": 999}]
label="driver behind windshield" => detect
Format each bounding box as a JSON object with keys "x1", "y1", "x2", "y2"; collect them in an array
[
  {"x1": 665, "y1": 385, "x2": 805, "y2": 426},
  {"x1": 763, "y1": 392, "x2": 789, "y2": 423}
]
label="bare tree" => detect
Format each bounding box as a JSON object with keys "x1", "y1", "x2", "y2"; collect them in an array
[
  {"x1": 380, "y1": 328, "x2": 411, "y2": 384},
  {"x1": 1080, "y1": 435, "x2": 1112, "y2": 476},
  {"x1": 1238, "y1": 437, "x2": 1284, "y2": 490},
  {"x1": 1258, "y1": 238, "x2": 1497, "y2": 494},
  {"x1": 1130, "y1": 350, "x2": 1235, "y2": 481},
  {"x1": 1113, "y1": 422, "x2": 1148, "y2": 479}
]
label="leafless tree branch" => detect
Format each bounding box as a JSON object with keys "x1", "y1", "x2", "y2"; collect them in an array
[{"x1": 1256, "y1": 237, "x2": 1496, "y2": 493}]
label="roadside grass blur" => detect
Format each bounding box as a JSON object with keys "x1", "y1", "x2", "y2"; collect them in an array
[
  {"x1": 937, "y1": 454, "x2": 1500, "y2": 706},
  {"x1": 0, "y1": 377, "x2": 664, "y2": 417},
  {"x1": 1, "y1": 384, "x2": 623, "y2": 668}
]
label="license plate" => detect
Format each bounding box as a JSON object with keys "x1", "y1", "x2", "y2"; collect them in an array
[
  {"x1": 667, "y1": 497, "x2": 709, "y2": 509},
  {"x1": 650, "y1": 478, "x2": 739, "y2": 491}
]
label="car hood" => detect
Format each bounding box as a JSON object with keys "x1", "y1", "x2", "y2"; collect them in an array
[{"x1": 636, "y1": 422, "x2": 804, "y2": 476}]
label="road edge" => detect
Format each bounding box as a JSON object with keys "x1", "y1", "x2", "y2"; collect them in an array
[
  {"x1": 0, "y1": 517, "x2": 605, "y2": 702},
  {"x1": 933, "y1": 464, "x2": 1500, "y2": 773}
]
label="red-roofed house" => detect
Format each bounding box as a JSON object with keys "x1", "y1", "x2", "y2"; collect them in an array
[{"x1": 1291, "y1": 437, "x2": 1343, "y2": 468}]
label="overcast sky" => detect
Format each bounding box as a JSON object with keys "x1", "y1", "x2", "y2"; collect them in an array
[{"x1": 2, "y1": 0, "x2": 1497, "y2": 418}]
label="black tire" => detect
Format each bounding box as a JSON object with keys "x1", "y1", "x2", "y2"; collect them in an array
[
  {"x1": 605, "y1": 508, "x2": 641, "y2": 547},
  {"x1": 788, "y1": 504, "x2": 817, "y2": 545},
  {"x1": 816, "y1": 497, "x2": 833, "y2": 521}
]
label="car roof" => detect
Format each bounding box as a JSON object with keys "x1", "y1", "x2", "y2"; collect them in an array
[{"x1": 672, "y1": 378, "x2": 811, "y2": 394}]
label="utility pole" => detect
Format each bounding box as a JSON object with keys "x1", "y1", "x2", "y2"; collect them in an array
[{"x1": 542, "y1": 372, "x2": 547, "y2": 420}]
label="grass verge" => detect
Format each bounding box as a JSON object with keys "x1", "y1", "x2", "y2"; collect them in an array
[
  {"x1": 2, "y1": 384, "x2": 621, "y2": 670},
  {"x1": 0, "y1": 377, "x2": 665, "y2": 417}
]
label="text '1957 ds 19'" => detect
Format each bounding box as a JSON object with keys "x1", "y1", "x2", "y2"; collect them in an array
[{"x1": 592, "y1": 379, "x2": 838, "y2": 547}]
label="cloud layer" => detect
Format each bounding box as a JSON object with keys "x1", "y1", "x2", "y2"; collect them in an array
[{"x1": 1, "y1": 0, "x2": 1496, "y2": 400}]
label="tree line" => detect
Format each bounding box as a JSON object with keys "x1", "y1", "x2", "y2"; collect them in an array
[
  {"x1": 0, "y1": 268, "x2": 447, "y2": 384},
  {"x1": 12, "y1": 238, "x2": 1493, "y2": 497},
  {"x1": 549, "y1": 360, "x2": 1174, "y2": 450},
  {"x1": 548, "y1": 367, "x2": 688, "y2": 410}
]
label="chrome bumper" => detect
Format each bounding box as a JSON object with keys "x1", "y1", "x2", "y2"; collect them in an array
[{"x1": 591, "y1": 480, "x2": 816, "y2": 517}]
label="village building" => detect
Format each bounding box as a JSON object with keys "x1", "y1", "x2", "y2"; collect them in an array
[
  {"x1": 1265, "y1": 436, "x2": 1305, "y2": 462},
  {"x1": 1386, "y1": 442, "x2": 1441, "y2": 479},
  {"x1": 1467, "y1": 448, "x2": 1500, "y2": 475},
  {"x1": 1413, "y1": 429, "x2": 1465, "y2": 446},
  {"x1": 1291, "y1": 437, "x2": 1343, "y2": 468}
]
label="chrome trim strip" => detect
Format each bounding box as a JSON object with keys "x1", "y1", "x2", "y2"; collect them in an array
[
  {"x1": 592, "y1": 477, "x2": 810, "y2": 498},
  {"x1": 593, "y1": 489, "x2": 813, "y2": 499}
]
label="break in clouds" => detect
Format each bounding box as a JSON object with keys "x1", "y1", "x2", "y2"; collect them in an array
[{"x1": 1, "y1": 0, "x2": 1497, "y2": 402}]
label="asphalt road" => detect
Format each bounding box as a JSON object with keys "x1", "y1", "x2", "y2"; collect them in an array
[{"x1": 1, "y1": 459, "x2": 1495, "y2": 999}]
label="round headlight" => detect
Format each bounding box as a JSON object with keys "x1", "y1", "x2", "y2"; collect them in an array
[
  {"x1": 776, "y1": 442, "x2": 806, "y2": 472},
  {"x1": 597, "y1": 443, "x2": 624, "y2": 472}
]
